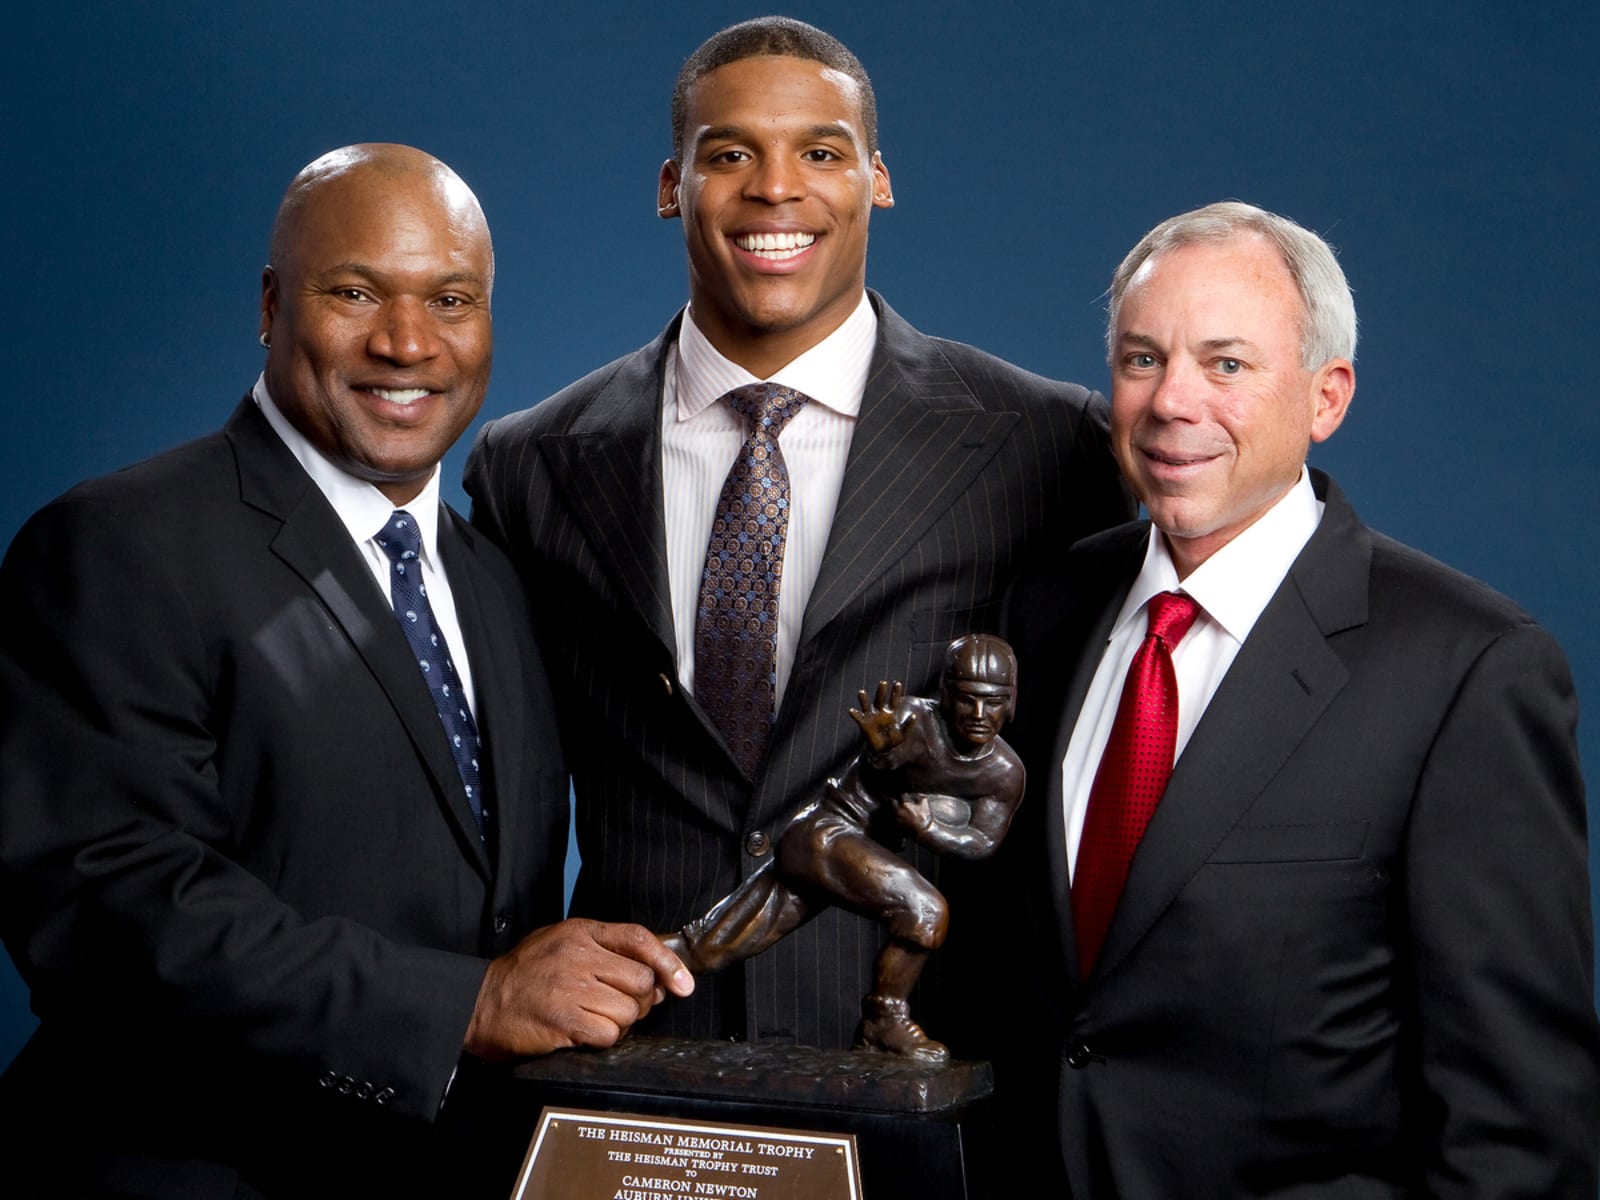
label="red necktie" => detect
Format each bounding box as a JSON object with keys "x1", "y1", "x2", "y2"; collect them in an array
[{"x1": 1072, "y1": 590, "x2": 1201, "y2": 975}]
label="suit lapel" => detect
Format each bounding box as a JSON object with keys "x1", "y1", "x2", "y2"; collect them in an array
[
  {"x1": 439, "y1": 509, "x2": 520, "y2": 877},
  {"x1": 798, "y1": 296, "x2": 1022, "y2": 643},
  {"x1": 1030, "y1": 528, "x2": 1148, "y2": 984},
  {"x1": 226, "y1": 400, "x2": 492, "y2": 879},
  {"x1": 536, "y1": 303, "x2": 1027, "y2": 773},
  {"x1": 1089, "y1": 476, "x2": 1370, "y2": 981},
  {"x1": 537, "y1": 324, "x2": 677, "y2": 658}
]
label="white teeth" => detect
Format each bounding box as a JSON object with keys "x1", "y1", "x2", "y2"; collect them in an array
[
  {"x1": 735, "y1": 231, "x2": 816, "y2": 259},
  {"x1": 371, "y1": 388, "x2": 430, "y2": 405}
]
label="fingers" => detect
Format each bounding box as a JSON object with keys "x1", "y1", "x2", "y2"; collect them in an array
[
  {"x1": 464, "y1": 920, "x2": 694, "y2": 1060},
  {"x1": 586, "y1": 921, "x2": 695, "y2": 997}
]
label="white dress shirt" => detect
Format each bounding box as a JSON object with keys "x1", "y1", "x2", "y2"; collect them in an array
[
  {"x1": 662, "y1": 293, "x2": 876, "y2": 704},
  {"x1": 251, "y1": 376, "x2": 477, "y2": 713},
  {"x1": 1062, "y1": 469, "x2": 1324, "y2": 879}
]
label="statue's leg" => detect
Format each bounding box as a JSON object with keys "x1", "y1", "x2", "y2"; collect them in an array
[
  {"x1": 781, "y1": 820, "x2": 955, "y2": 1064},
  {"x1": 855, "y1": 866, "x2": 952, "y2": 1064},
  {"x1": 664, "y1": 862, "x2": 814, "y2": 974}
]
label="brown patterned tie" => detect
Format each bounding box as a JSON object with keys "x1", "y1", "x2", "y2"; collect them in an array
[
  {"x1": 1072, "y1": 590, "x2": 1201, "y2": 975},
  {"x1": 694, "y1": 383, "x2": 810, "y2": 779}
]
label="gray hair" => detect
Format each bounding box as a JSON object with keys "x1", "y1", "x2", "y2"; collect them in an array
[{"x1": 1106, "y1": 201, "x2": 1357, "y2": 368}]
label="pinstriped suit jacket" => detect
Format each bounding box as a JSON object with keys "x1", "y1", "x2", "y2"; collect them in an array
[{"x1": 465, "y1": 293, "x2": 1132, "y2": 1048}]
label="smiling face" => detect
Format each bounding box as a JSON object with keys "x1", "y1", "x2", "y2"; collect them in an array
[
  {"x1": 660, "y1": 54, "x2": 893, "y2": 377},
  {"x1": 1110, "y1": 235, "x2": 1353, "y2": 576},
  {"x1": 260, "y1": 151, "x2": 493, "y2": 504}
]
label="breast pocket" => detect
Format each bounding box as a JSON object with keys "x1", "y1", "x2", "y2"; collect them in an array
[{"x1": 1208, "y1": 820, "x2": 1369, "y2": 864}]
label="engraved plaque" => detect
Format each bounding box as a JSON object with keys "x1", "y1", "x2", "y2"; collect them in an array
[{"x1": 511, "y1": 1107, "x2": 861, "y2": 1200}]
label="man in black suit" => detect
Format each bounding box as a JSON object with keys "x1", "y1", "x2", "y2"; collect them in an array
[
  {"x1": 466, "y1": 17, "x2": 1130, "y2": 1050},
  {"x1": 998, "y1": 201, "x2": 1599, "y2": 1196},
  {"x1": 0, "y1": 143, "x2": 689, "y2": 1199}
]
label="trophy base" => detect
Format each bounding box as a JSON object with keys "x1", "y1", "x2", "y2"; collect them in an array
[{"x1": 483, "y1": 1035, "x2": 997, "y2": 1199}]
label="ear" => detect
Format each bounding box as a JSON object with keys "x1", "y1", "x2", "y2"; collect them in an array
[
  {"x1": 259, "y1": 266, "x2": 278, "y2": 344},
  {"x1": 870, "y1": 151, "x2": 894, "y2": 210},
  {"x1": 1309, "y1": 358, "x2": 1355, "y2": 443},
  {"x1": 657, "y1": 160, "x2": 681, "y2": 219}
]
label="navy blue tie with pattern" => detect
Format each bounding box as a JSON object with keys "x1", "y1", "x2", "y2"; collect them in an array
[
  {"x1": 694, "y1": 382, "x2": 810, "y2": 779},
  {"x1": 375, "y1": 510, "x2": 487, "y2": 840}
]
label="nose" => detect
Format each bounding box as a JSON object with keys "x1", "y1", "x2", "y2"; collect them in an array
[
  {"x1": 972, "y1": 699, "x2": 992, "y2": 719},
  {"x1": 367, "y1": 298, "x2": 442, "y2": 364},
  {"x1": 1147, "y1": 358, "x2": 1203, "y2": 421},
  {"x1": 743, "y1": 153, "x2": 804, "y2": 204}
]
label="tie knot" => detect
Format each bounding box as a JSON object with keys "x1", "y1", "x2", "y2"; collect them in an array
[
  {"x1": 375, "y1": 509, "x2": 422, "y2": 564},
  {"x1": 722, "y1": 382, "x2": 809, "y2": 438},
  {"x1": 1145, "y1": 590, "x2": 1200, "y2": 647}
]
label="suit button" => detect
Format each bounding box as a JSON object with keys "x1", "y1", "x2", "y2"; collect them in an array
[
  {"x1": 1066, "y1": 1043, "x2": 1095, "y2": 1069},
  {"x1": 658, "y1": 672, "x2": 674, "y2": 696},
  {"x1": 318, "y1": 1070, "x2": 337, "y2": 1089},
  {"x1": 355, "y1": 1080, "x2": 374, "y2": 1101},
  {"x1": 493, "y1": 912, "x2": 510, "y2": 935},
  {"x1": 375, "y1": 1087, "x2": 395, "y2": 1106},
  {"x1": 338, "y1": 1074, "x2": 356, "y2": 1094},
  {"x1": 745, "y1": 831, "x2": 771, "y2": 857}
]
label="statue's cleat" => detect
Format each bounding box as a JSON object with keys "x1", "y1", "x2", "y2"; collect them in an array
[{"x1": 854, "y1": 994, "x2": 950, "y2": 1065}]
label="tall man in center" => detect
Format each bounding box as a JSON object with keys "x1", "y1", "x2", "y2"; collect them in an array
[{"x1": 467, "y1": 16, "x2": 1130, "y2": 1047}]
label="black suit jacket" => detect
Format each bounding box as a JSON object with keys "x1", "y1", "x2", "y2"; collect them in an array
[
  {"x1": 465, "y1": 293, "x2": 1131, "y2": 1047},
  {"x1": 0, "y1": 400, "x2": 568, "y2": 1198},
  {"x1": 995, "y1": 470, "x2": 1599, "y2": 1197}
]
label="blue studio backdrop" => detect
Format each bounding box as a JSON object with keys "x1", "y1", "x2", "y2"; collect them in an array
[{"x1": 6, "y1": 0, "x2": 1597, "y2": 1065}]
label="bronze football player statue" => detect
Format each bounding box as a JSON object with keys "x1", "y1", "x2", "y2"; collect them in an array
[{"x1": 662, "y1": 635, "x2": 1024, "y2": 1064}]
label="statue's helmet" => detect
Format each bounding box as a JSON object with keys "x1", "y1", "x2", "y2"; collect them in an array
[{"x1": 941, "y1": 634, "x2": 1018, "y2": 721}]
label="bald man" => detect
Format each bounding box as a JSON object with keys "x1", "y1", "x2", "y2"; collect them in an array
[{"x1": 0, "y1": 144, "x2": 688, "y2": 1199}]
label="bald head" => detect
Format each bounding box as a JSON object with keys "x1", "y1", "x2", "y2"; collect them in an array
[
  {"x1": 268, "y1": 143, "x2": 494, "y2": 298},
  {"x1": 258, "y1": 143, "x2": 496, "y2": 504}
]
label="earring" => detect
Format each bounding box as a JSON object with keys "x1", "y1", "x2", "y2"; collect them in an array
[{"x1": 259, "y1": 332, "x2": 271, "y2": 348}]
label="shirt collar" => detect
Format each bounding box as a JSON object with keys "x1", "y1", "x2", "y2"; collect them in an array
[
  {"x1": 673, "y1": 292, "x2": 877, "y2": 422},
  {"x1": 251, "y1": 374, "x2": 444, "y2": 561},
  {"x1": 1112, "y1": 468, "x2": 1324, "y2": 645}
]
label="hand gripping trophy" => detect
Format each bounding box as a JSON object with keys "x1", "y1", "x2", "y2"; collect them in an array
[{"x1": 663, "y1": 635, "x2": 1024, "y2": 1064}]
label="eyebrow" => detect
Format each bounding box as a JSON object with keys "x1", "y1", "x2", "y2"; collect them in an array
[
  {"x1": 319, "y1": 262, "x2": 485, "y2": 289},
  {"x1": 802, "y1": 123, "x2": 856, "y2": 142},
  {"x1": 1116, "y1": 332, "x2": 1258, "y2": 354},
  {"x1": 697, "y1": 123, "x2": 859, "y2": 147}
]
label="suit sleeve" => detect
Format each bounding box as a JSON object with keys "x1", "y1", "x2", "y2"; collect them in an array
[
  {"x1": 0, "y1": 495, "x2": 489, "y2": 1124},
  {"x1": 1405, "y1": 621, "x2": 1600, "y2": 1197}
]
